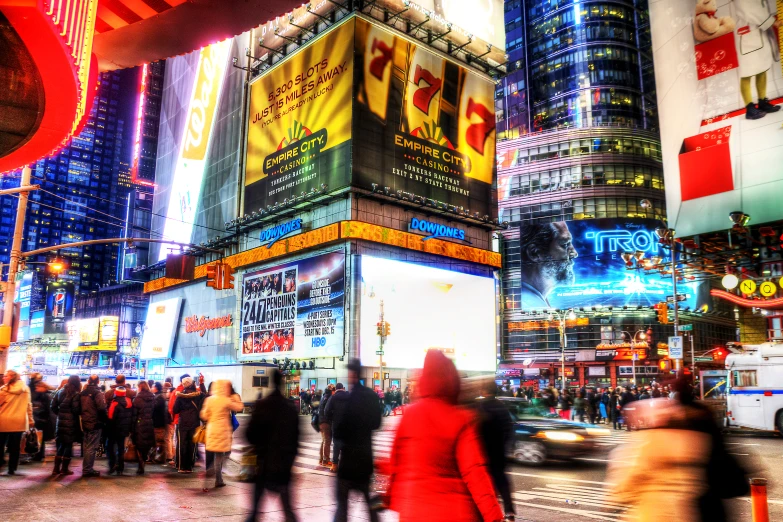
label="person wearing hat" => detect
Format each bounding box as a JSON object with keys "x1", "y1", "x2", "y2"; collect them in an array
[
  {"x1": 106, "y1": 385, "x2": 135, "y2": 475},
  {"x1": 172, "y1": 376, "x2": 205, "y2": 473}
]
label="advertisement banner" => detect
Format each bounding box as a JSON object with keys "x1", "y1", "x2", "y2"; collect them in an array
[
  {"x1": 353, "y1": 18, "x2": 497, "y2": 217},
  {"x1": 239, "y1": 251, "x2": 345, "y2": 361},
  {"x1": 649, "y1": 0, "x2": 783, "y2": 236},
  {"x1": 245, "y1": 19, "x2": 354, "y2": 212},
  {"x1": 14, "y1": 272, "x2": 32, "y2": 341},
  {"x1": 29, "y1": 310, "x2": 45, "y2": 339},
  {"x1": 44, "y1": 282, "x2": 75, "y2": 335},
  {"x1": 139, "y1": 297, "x2": 183, "y2": 359},
  {"x1": 516, "y1": 219, "x2": 706, "y2": 311},
  {"x1": 157, "y1": 40, "x2": 233, "y2": 261},
  {"x1": 67, "y1": 316, "x2": 119, "y2": 352},
  {"x1": 359, "y1": 256, "x2": 496, "y2": 371}
]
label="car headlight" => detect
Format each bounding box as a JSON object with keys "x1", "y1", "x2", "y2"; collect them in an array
[
  {"x1": 585, "y1": 428, "x2": 611, "y2": 437},
  {"x1": 536, "y1": 431, "x2": 584, "y2": 442}
]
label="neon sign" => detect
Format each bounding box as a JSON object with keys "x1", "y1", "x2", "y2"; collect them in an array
[
  {"x1": 586, "y1": 229, "x2": 661, "y2": 255},
  {"x1": 260, "y1": 218, "x2": 303, "y2": 248},
  {"x1": 409, "y1": 218, "x2": 468, "y2": 242},
  {"x1": 130, "y1": 63, "x2": 148, "y2": 185}
]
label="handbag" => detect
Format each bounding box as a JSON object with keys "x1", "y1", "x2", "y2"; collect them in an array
[
  {"x1": 24, "y1": 428, "x2": 40, "y2": 455},
  {"x1": 231, "y1": 411, "x2": 240, "y2": 432},
  {"x1": 193, "y1": 424, "x2": 207, "y2": 444},
  {"x1": 123, "y1": 439, "x2": 137, "y2": 462}
]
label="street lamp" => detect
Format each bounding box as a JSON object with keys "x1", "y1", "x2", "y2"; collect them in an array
[
  {"x1": 548, "y1": 308, "x2": 576, "y2": 392},
  {"x1": 621, "y1": 329, "x2": 647, "y2": 386}
]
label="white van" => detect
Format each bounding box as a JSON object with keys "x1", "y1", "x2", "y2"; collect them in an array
[{"x1": 725, "y1": 342, "x2": 783, "y2": 433}]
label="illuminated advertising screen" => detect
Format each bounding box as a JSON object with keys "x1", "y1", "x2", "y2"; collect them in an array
[
  {"x1": 359, "y1": 256, "x2": 496, "y2": 371},
  {"x1": 44, "y1": 282, "x2": 75, "y2": 335},
  {"x1": 68, "y1": 316, "x2": 119, "y2": 352},
  {"x1": 244, "y1": 19, "x2": 354, "y2": 212},
  {"x1": 14, "y1": 272, "x2": 32, "y2": 342},
  {"x1": 649, "y1": 1, "x2": 783, "y2": 236},
  {"x1": 238, "y1": 251, "x2": 345, "y2": 361},
  {"x1": 156, "y1": 40, "x2": 233, "y2": 261},
  {"x1": 516, "y1": 219, "x2": 706, "y2": 311},
  {"x1": 139, "y1": 297, "x2": 183, "y2": 359},
  {"x1": 352, "y1": 17, "x2": 497, "y2": 218}
]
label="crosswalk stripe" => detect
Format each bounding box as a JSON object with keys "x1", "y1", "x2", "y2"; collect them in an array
[
  {"x1": 513, "y1": 491, "x2": 626, "y2": 511},
  {"x1": 546, "y1": 484, "x2": 615, "y2": 494},
  {"x1": 513, "y1": 500, "x2": 627, "y2": 521},
  {"x1": 526, "y1": 487, "x2": 627, "y2": 508}
]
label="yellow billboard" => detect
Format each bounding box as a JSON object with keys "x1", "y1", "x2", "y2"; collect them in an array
[
  {"x1": 245, "y1": 18, "x2": 354, "y2": 211},
  {"x1": 68, "y1": 316, "x2": 119, "y2": 352}
]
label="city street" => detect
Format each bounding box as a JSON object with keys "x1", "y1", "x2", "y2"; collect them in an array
[{"x1": 1, "y1": 414, "x2": 781, "y2": 522}]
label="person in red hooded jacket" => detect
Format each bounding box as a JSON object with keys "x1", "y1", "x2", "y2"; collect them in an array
[{"x1": 386, "y1": 350, "x2": 503, "y2": 522}]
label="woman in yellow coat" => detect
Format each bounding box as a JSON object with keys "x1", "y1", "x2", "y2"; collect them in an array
[{"x1": 200, "y1": 380, "x2": 243, "y2": 490}]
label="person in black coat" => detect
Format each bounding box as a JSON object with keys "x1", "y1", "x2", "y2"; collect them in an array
[
  {"x1": 476, "y1": 383, "x2": 515, "y2": 521},
  {"x1": 245, "y1": 369, "x2": 299, "y2": 522},
  {"x1": 152, "y1": 382, "x2": 172, "y2": 463},
  {"x1": 132, "y1": 381, "x2": 156, "y2": 474},
  {"x1": 106, "y1": 386, "x2": 135, "y2": 475},
  {"x1": 324, "y1": 382, "x2": 349, "y2": 470},
  {"x1": 331, "y1": 359, "x2": 382, "y2": 522},
  {"x1": 80, "y1": 375, "x2": 107, "y2": 476},
  {"x1": 28, "y1": 373, "x2": 53, "y2": 462},
  {"x1": 609, "y1": 389, "x2": 621, "y2": 430},
  {"x1": 172, "y1": 377, "x2": 204, "y2": 473},
  {"x1": 50, "y1": 375, "x2": 82, "y2": 475}
]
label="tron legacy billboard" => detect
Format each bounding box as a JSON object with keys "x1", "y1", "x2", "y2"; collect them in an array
[{"x1": 517, "y1": 219, "x2": 705, "y2": 311}]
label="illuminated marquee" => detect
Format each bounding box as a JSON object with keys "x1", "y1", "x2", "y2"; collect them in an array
[
  {"x1": 260, "y1": 218, "x2": 303, "y2": 248},
  {"x1": 586, "y1": 229, "x2": 662, "y2": 255},
  {"x1": 409, "y1": 218, "x2": 467, "y2": 242}
]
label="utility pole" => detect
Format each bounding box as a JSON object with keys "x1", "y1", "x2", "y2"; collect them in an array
[
  {"x1": 379, "y1": 299, "x2": 384, "y2": 392},
  {"x1": 670, "y1": 230, "x2": 681, "y2": 372},
  {"x1": 0, "y1": 166, "x2": 33, "y2": 372}
]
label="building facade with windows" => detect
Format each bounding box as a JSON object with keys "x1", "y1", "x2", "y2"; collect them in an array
[{"x1": 496, "y1": 0, "x2": 736, "y2": 389}]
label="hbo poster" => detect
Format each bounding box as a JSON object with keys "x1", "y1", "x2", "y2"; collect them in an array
[{"x1": 238, "y1": 251, "x2": 345, "y2": 361}]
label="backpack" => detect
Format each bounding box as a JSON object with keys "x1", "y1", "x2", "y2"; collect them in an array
[{"x1": 311, "y1": 410, "x2": 320, "y2": 432}]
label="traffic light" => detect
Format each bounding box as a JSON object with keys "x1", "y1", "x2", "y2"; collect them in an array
[
  {"x1": 713, "y1": 348, "x2": 725, "y2": 360},
  {"x1": 384, "y1": 321, "x2": 391, "y2": 337},
  {"x1": 373, "y1": 372, "x2": 379, "y2": 379},
  {"x1": 376, "y1": 322, "x2": 383, "y2": 336},
  {"x1": 206, "y1": 262, "x2": 222, "y2": 290},
  {"x1": 223, "y1": 264, "x2": 235, "y2": 289},
  {"x1": 656, "y1": 302, "x2": 669, "y2": 324},
  {"x1": 659, "y1": 360, "x2": 671, "y2": 372}
]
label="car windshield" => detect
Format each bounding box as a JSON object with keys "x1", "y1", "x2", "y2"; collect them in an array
[{"x1": 502, "y1": 400, "x2": 558, "y2": 420}]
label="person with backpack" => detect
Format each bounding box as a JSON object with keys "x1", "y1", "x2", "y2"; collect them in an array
[
  {"x1": 0, "y1": 370, "x2": 35, "y2": 476},
  {"x1": 106, "y1": 386, "x2": 135, "y2": 475},
  {"x1": 152, "y1": 383, "x2": 172, "y2": 463},
  {"x1": 50, "y1": 375, "x2": 82, "y2": 476},
  {"x1": 318, "y1": 385, "x2": 334, "y2": 467},
  {"x1": 172, "y1": 376, "x2": 204, "y2": 473},
  {"x1": 28, "y1": 373, "x2": 53, "y2": 463},
  {"x1": 80, "y1": 375, "x2": 107, "y2": 477}
]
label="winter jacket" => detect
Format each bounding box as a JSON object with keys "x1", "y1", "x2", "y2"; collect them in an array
[
  {"x1": 152, "y1": 392, "x2": 171, "y2": 428},
  {"x1": 246, "y1": 389, "x2": 299, "y2": 485},
  {"x1": 105, "y1": 384, "x2": 136, "y2": 404},
  {"x1": 476, "y1": 396, "x2": 512, "y2": 474},
  {"x1": 324, "y1": 389, "x2": 348, "y2": 427},
  {"x1": 388, "y1": 350, "x2": 503, "y2": 522},
  {"x1": 318, "y1": 391, "x2": 332, "y2": 424},
  {"x1": 0, "y1": 380, "x2": 34, "y2": 433},
  {"x1": 557, "y1": 394, "x2": 572, "y2": 411},
  {"x1": 573, "y1": 397, "x2": 588, "y2": 412},
  {"x1": 133, "y1": 389, "x2": 156, "y2": 450},
  {"x1": 52, "y1": 387, "x2": 83, "y2": 444},
  {"x1": 332, "y1": 382, "x2": 382, "y2": 482},
  {"x1": 80, "y1": 384, "x2": 107, "y2": 432},
  {"x1": 200, "y1": 380, "x2": 243, "y2": 453},
  {"x1": 619, "y1": 391, "x2": 635, "y2": 408},
  {"x1": 106, "y1": 395, "x2": 135, "y2": 439},
  {"x1": 172, "y1": 387, "x2": 204, "y2": 431},
  {"x1": 30, "y1": 383, "x2": 53, "y2": 438}
]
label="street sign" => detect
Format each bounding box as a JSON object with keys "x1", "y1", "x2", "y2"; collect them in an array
[
  {"x1": 375, "y1": 350, "x2": 384, "y2": 355},
  {"x1": 678, "y1": 324, "x2": 693, "y2": 332},
  {"x1": 632, "y1": 352, "x2": 639, "y2": 361},
  {"x1": 669, "y1": 336, "x2": 684, "y2": 359},
  {"x1": 695, "y1": 356, "x2": 713, "y2": 362}
]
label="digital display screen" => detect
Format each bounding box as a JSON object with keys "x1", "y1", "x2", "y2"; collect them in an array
[
  {"x1": 515, "y1": 219, "x2": 706, "y2": 311},
  {"x1": 139, "y1": 297, "x2": 183, "y2": 359},
  {"x1": 359, "y1": 256, "x2": 496, "y2": 371}
]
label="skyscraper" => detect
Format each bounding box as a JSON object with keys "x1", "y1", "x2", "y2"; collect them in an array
[
  {"x1": 495, "y1": 0, "x2": 736, "y2": 388},
  {"x1": 0, "y1": 67, "x2": 141, "y2": 297}
]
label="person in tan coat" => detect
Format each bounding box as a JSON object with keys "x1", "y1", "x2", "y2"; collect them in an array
[
  {"x1": 0, "y1": 370, "x2": 35, "y2": 475},
  {"x1": 199, "y1": 379, "x2": 243, "y2": 490}
]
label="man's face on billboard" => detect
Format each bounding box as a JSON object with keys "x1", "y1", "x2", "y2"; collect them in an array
[{"x1": 541, "y1": 222, "x2": 577, "y2": 286}]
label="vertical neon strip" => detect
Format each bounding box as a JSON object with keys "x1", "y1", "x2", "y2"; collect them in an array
[{"x1": 130, "y1": 63, "x2": 148, "y2": 185}]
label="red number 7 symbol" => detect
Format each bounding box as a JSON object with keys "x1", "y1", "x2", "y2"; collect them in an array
[
  {"x1": 465, "y1": 98, "x2": 494, "y2": 155},
  {"x1": 369, "y1": 39, "x2": 393, "y2": 80},
  {"x1": 412, "y1": 64, "x2": 442, "y2": 114}
]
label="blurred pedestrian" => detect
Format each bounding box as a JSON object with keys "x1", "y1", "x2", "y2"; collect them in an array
[
  {"x1": 133, "y1": 381, "x2": 156, "y2": 474},
  {"x1": 619, "y1": 386, "x2": 635, "y2": 431},
  {"x1": 80, "y1": 374, "x2": 107, "y2": 477},
  {"x1": 200, "y1": 380, "x2": 243, "y2": 491},
  {"x1": 573, "y1": 391, "x2": 587, "y2": 423},
  {"x1": 609, "y1": 389, "x2": 621, "y2": 430},
  {"x1": 152, "y1": 383, "x2": 172, "y2": 464},
  {"x1": 173, "y1": 376, "x2": 204, "y2": 473},
  {"x1": 163, "y1": 381, "x2": 175, "y2": 464},
  {"x1": 106, "y1": 385, "x2": 134, "y2": 475},
  {"x1": 246, "y1": 369, "x2": 299, "y2": 522},
  {"x1": 557, "y1": 389, "x2": 572, "y2": 420},
  {"x1": 0, "y1": 370, "x2": 35, "y2": 475},
  {"x1": 600, "y1": 388, "x2": 610, "y2": 424},
  {"x1": 387, "y1": 350, "x2": 503, "y2": 522},
  {"x1": 587, "y1": 388, "x2": 598, "y2": 424},
  {"x1": 477, "y1": 381, "x2": 515, "y2": 521},
  {"x1": 331, "y1": 359, "x2": 382, "y2": 522},
  {"x1": 28, "y1": 373, "x2": 53, "y2": 462},
  {"x1": 325, "y1": 382, "x2": 347, "y2": 472},
  {"x1": 318, "y1": 385, "x2": 334, "y2": 467},
  {"x1": 50, "y1": 374, "x2": 82, "y2": 476}
]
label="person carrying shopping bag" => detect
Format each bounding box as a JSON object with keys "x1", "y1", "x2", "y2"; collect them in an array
[{"x1": 199, "y1": 379, "x2": 243, "y2": 491}]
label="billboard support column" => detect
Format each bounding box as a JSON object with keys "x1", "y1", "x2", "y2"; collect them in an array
[
  {"x1": 671, "y1": 233, "x2": 681, "y2": 371},
  {"x1": 0, "y1": 165, "x2": 31, "y2": 371}
]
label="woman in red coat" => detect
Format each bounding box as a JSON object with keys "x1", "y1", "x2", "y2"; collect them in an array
[{"x1": 387, "y1": 350, "x2": 504, "y2": 522}]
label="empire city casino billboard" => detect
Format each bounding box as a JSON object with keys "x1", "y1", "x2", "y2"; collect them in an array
[
  {"x1": 516, "y1": 219, "x2": 707, "y2": 311},
  {"x1": 352, "y1": 17, "x2": 497, "y2": 218},
  {"x1": 244, "y1": 19, "x2": 355, "y2": 212}
]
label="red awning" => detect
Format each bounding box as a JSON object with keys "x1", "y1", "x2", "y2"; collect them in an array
[{"x1": 93, "y1": 0, "x2": 303, "y2": 71}]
